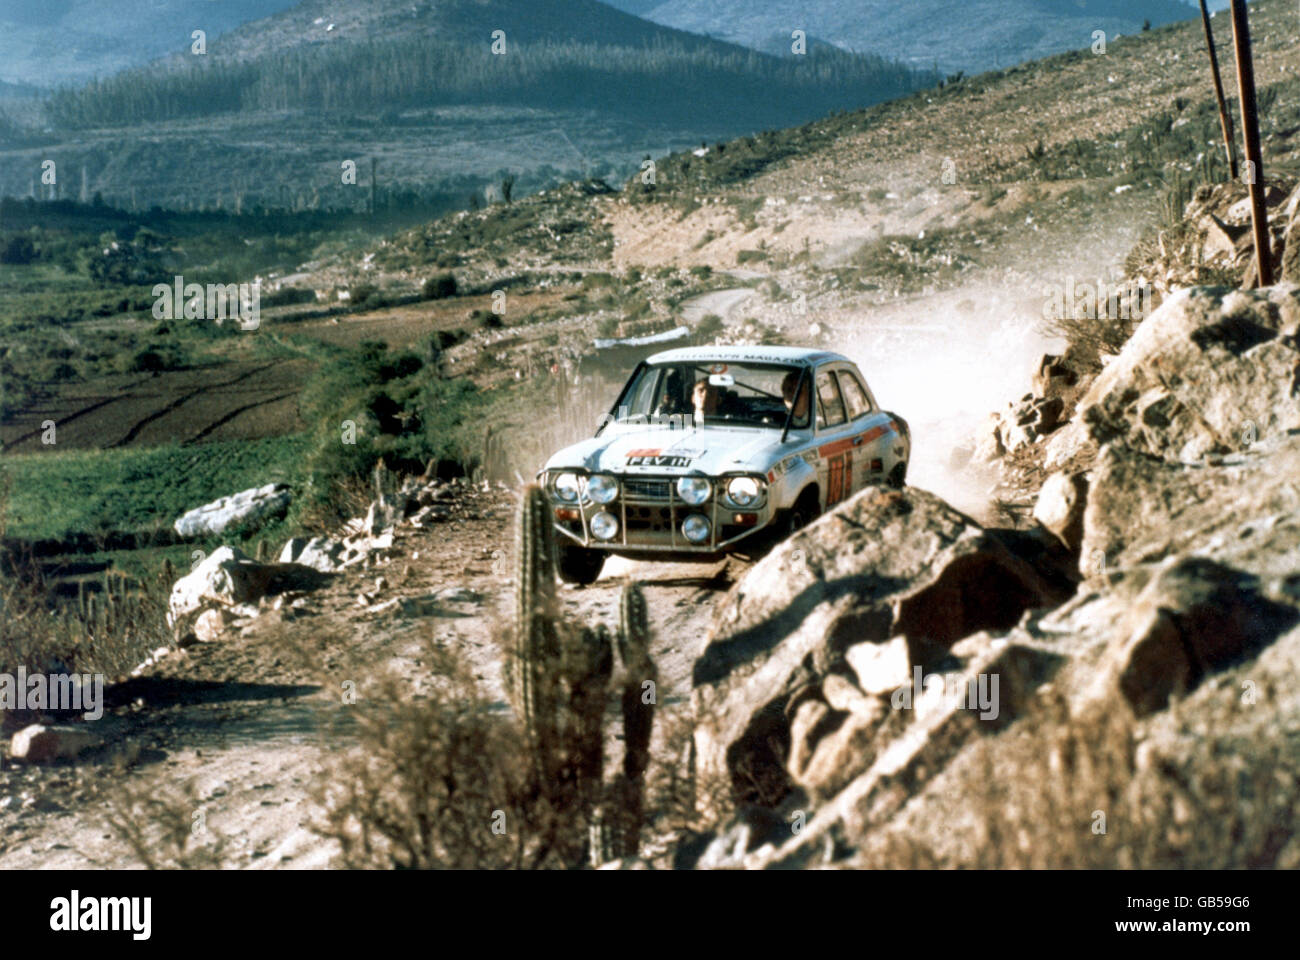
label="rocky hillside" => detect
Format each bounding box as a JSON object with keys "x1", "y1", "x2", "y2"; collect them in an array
[{"x1": 684, "y1": 269, "x2": 1300, "y2": 867}]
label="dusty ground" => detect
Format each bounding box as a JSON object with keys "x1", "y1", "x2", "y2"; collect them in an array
[{"x1": 0, "y1": 484, "x2": 736, "y2": 868}]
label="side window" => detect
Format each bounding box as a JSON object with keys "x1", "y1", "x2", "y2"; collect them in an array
[
  {"x1": 628, "y1": 367, "x2": 663, "y2": 418},
  {"x1": 838, "y1": 371, "x2": 873, "y2": 420},
  {"x1": 816, "y1": 370, "x2": 846, "y2": 429}
]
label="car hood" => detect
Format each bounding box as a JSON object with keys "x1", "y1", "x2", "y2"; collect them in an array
[{"x1": 543, "y1": 424, "x2": 796, "y2": 477}]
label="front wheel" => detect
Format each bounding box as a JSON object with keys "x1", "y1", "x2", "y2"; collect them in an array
[
  {"x1": 780, "y1": 489, "x2": 822, "y2": 539},
  {"x1": 887, "y1": 461, "x2": 907, "y2": 489},
  {"x1": 556, "y1": 539, "x2": 606, "y2": 585}
]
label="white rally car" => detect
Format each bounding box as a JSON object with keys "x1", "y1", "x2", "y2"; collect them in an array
[{"x1": 539, "y1": 345, "x2": 910, "y2": 583}]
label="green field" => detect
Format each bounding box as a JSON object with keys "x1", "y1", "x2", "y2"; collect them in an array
[{"x1": 1, "y1": 433, "x2": 310, "y2": 543}]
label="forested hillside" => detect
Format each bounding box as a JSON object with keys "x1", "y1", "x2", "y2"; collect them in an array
[{"x1": 45, "y1": 38, "x2": 931, "y2": 129}]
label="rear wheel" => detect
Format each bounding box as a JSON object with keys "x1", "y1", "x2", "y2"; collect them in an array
[{"x1": 556, "y1": 540, "x2": 606, "y2": 585}]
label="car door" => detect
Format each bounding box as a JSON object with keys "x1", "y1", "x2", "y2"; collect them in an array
[
  {"x1": 837, "y1": 366, "x2": 899, "y2": 489},
  {"x1": 813, "y1": 366, "x2": 856, "y2": 510}
]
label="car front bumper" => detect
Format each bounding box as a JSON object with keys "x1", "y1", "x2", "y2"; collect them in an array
[{"x1": 541, "y1": 471, "x2": 775, "y2": 553}]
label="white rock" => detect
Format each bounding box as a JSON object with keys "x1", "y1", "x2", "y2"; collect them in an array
[
  {"x1": 845, "y1": 636, "x2": 911, "y2": 696},
  {"x1": 169, "y1": 546, "x2": 279, "y2": 625},
  {"x1": 10, "y1": 725, "x2": 102, "y2": 763},
  {"x1": 194, "y1": 608, "x2": 227, "y2": 643},
  {"x1": 173, "y1": 484, "x2": 291, "y2": 538}
]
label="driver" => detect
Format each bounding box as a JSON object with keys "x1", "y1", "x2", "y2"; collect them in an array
[
  {"x1": 781, "y1": 371, "x2": 810, "y2": 426},
  {"x1": 692, "y1": 378, "x2": 720, "y2": 420}
]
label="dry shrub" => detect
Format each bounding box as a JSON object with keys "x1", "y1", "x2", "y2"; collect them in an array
[
  {"x1": 294, "y1": 473, "x2": 375, "y2": 535},
  {"x1": 310, "y1": 640, "x2": 581, "y2": 869},
  {"x1": 855, "y1": 691, "x2": 1300, "y2": 868},
  {"x1": 99, "y1": 776, "x2": 227, "y2": 869},
  {"x1": 1040, "y1": 311, "x2": 1139, "y2": 375},
  {"x1": 0, "y1": 554, "x2": 170, "y2": 733}
]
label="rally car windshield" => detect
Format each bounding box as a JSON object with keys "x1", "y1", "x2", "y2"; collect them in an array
[{"x1": 615, "y1": 361, "x2": 811, "y2": 429}]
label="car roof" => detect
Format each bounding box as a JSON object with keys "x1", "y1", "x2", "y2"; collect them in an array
[{"x1": 644, "y1": 344, "x2": 850, "y2": 367}]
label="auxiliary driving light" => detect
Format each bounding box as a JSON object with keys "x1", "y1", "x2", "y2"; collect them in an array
[
  {"x1": 676, "y1": 476, "x2": 712, "y2": 505},
  {"x1": 681, "y1": 513, "x2": 711, "y2": 543},
  {"x1": 590, "y1": 511, "x2": 620, "y2": 541}
]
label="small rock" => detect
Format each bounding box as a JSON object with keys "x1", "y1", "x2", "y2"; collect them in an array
[
  {"x1": 1033, "y1": 471, "x2": 1088, "y2": 554},
  {"x1": 10, "y1": 725, "x2": 102, "y2": 764},
  {"x1": 194, "y1": 608, "x2": 228, "y2": 643}
]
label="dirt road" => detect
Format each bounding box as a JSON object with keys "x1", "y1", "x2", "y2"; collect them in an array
[{"x1": 0, "y1": 485, "x2": 734, "y2": 869}]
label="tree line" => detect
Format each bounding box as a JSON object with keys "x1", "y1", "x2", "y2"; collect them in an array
[{"x1": 46, "y1": 37, "x2": 936, "y2": 130}]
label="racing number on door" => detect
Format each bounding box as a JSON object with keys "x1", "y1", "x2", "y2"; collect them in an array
[{"x1": 826, "y1": 452, "x2": 852, "y2": 507}]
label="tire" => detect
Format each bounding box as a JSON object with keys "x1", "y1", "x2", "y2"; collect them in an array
[
  {"x1": 556, "y1": 539, "x2": 606, "y2": 585},
  {"x1": 887, "y1": 461, "x2": 907, "y2": 490},
  {"x1": 782, "y1": 489, "x2": 821, "y2": 538}
]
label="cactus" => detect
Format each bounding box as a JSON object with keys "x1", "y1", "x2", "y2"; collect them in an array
[
  {"x1": 612, "y1": 583, "x2": 657, "y2": 858},
  {"x1": 373, "y1": 457, "x2": 389, "y2": 500},
  {"x1": 509, "y1": 488, "x2": 659, "y2": 866},
  {"x1": 512, "y1": 485, "x2": 562, "y2": 782},
  {"x1": 256, "y1": 539, "x2": 269, "y2": 562}
]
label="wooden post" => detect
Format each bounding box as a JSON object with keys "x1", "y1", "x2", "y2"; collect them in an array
[
  {"x1": 1228, "y1": 0, "x2": 1271, "y2": 287},
  {"x1": 1199, "y1": 0, "x2": 1237, "y2": 180}
]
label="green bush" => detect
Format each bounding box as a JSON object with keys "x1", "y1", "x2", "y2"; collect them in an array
[
  {"x1": 298, "y1": 340, "x2": 483, "y2": 517},
  {"x1": 0, "y1": 235, "x2": 36, "y2": 265},
  {"x1": 422, "y1": 273, "x2": 458, "y2": 300},
  {"x1": 349, "y1": 283, "x2": 380, "y2": 305},
  {"x1": 695, "y1": 314, "x2": 724, "y2": 339},
  {"x1": 128, "y1": 344, "x2": 187, "y2": 373}
]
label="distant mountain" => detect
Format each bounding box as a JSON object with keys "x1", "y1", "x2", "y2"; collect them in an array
[
  {"x1": 3, "y1": 0, "x2": 939, "y2": 210},
  {"x1": 603, "y1": 0, "x2": 1218, "y2": 75},
  {"x1": 0, "y1": 1, "x2": 299, "y2": 87},
  {"x1": 46, "y1": 0, "x2": 933, "y2": 130}
]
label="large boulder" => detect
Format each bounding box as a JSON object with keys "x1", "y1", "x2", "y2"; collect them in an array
[
  {"x1": 168, "y1": 546, "x2": 331, "y2": 631},
  {"x1": 752, "y1": 631, "x2": 1064, "y2": 868},
  {"x1": 173, "y1": 484, "x2": 292, "y2": 538},
  {"x1": 1097, "y1": 557, "x2": 1297, "y2": 717},
  {"x1": 691, "y1": 486, "x2": 1067, "y2": 808},
  {"x1": 1076, "y1": 285, "x2": 1300, "y2": 464},
  {"x1": 1081, "y1": 434, "x2": 1300, "y2": 578}
]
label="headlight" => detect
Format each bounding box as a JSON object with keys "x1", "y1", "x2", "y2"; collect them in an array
[
  {"x1": 586, "y1": 474, "x2": 619, "y2": 504},
  {"x1": 590, "y1": 511, "x2": 619, "y2": 541},
  {"x1": 676, "y1": 476, "x2": 712, "y2": 505},
  {"x1": 554, "y1": 472, "x2": 581, "y2": 502},
  {"x1": 726, "y1": 476, "x2": 761, "y2": 508},
  {"x1": 681, "y1": 514, "x2": 711, "y2": 543}
]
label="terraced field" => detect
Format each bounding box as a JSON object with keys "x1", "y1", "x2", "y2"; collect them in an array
[{"x1": 0, "y1": 359, "x2": 310, "y2": 454}]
